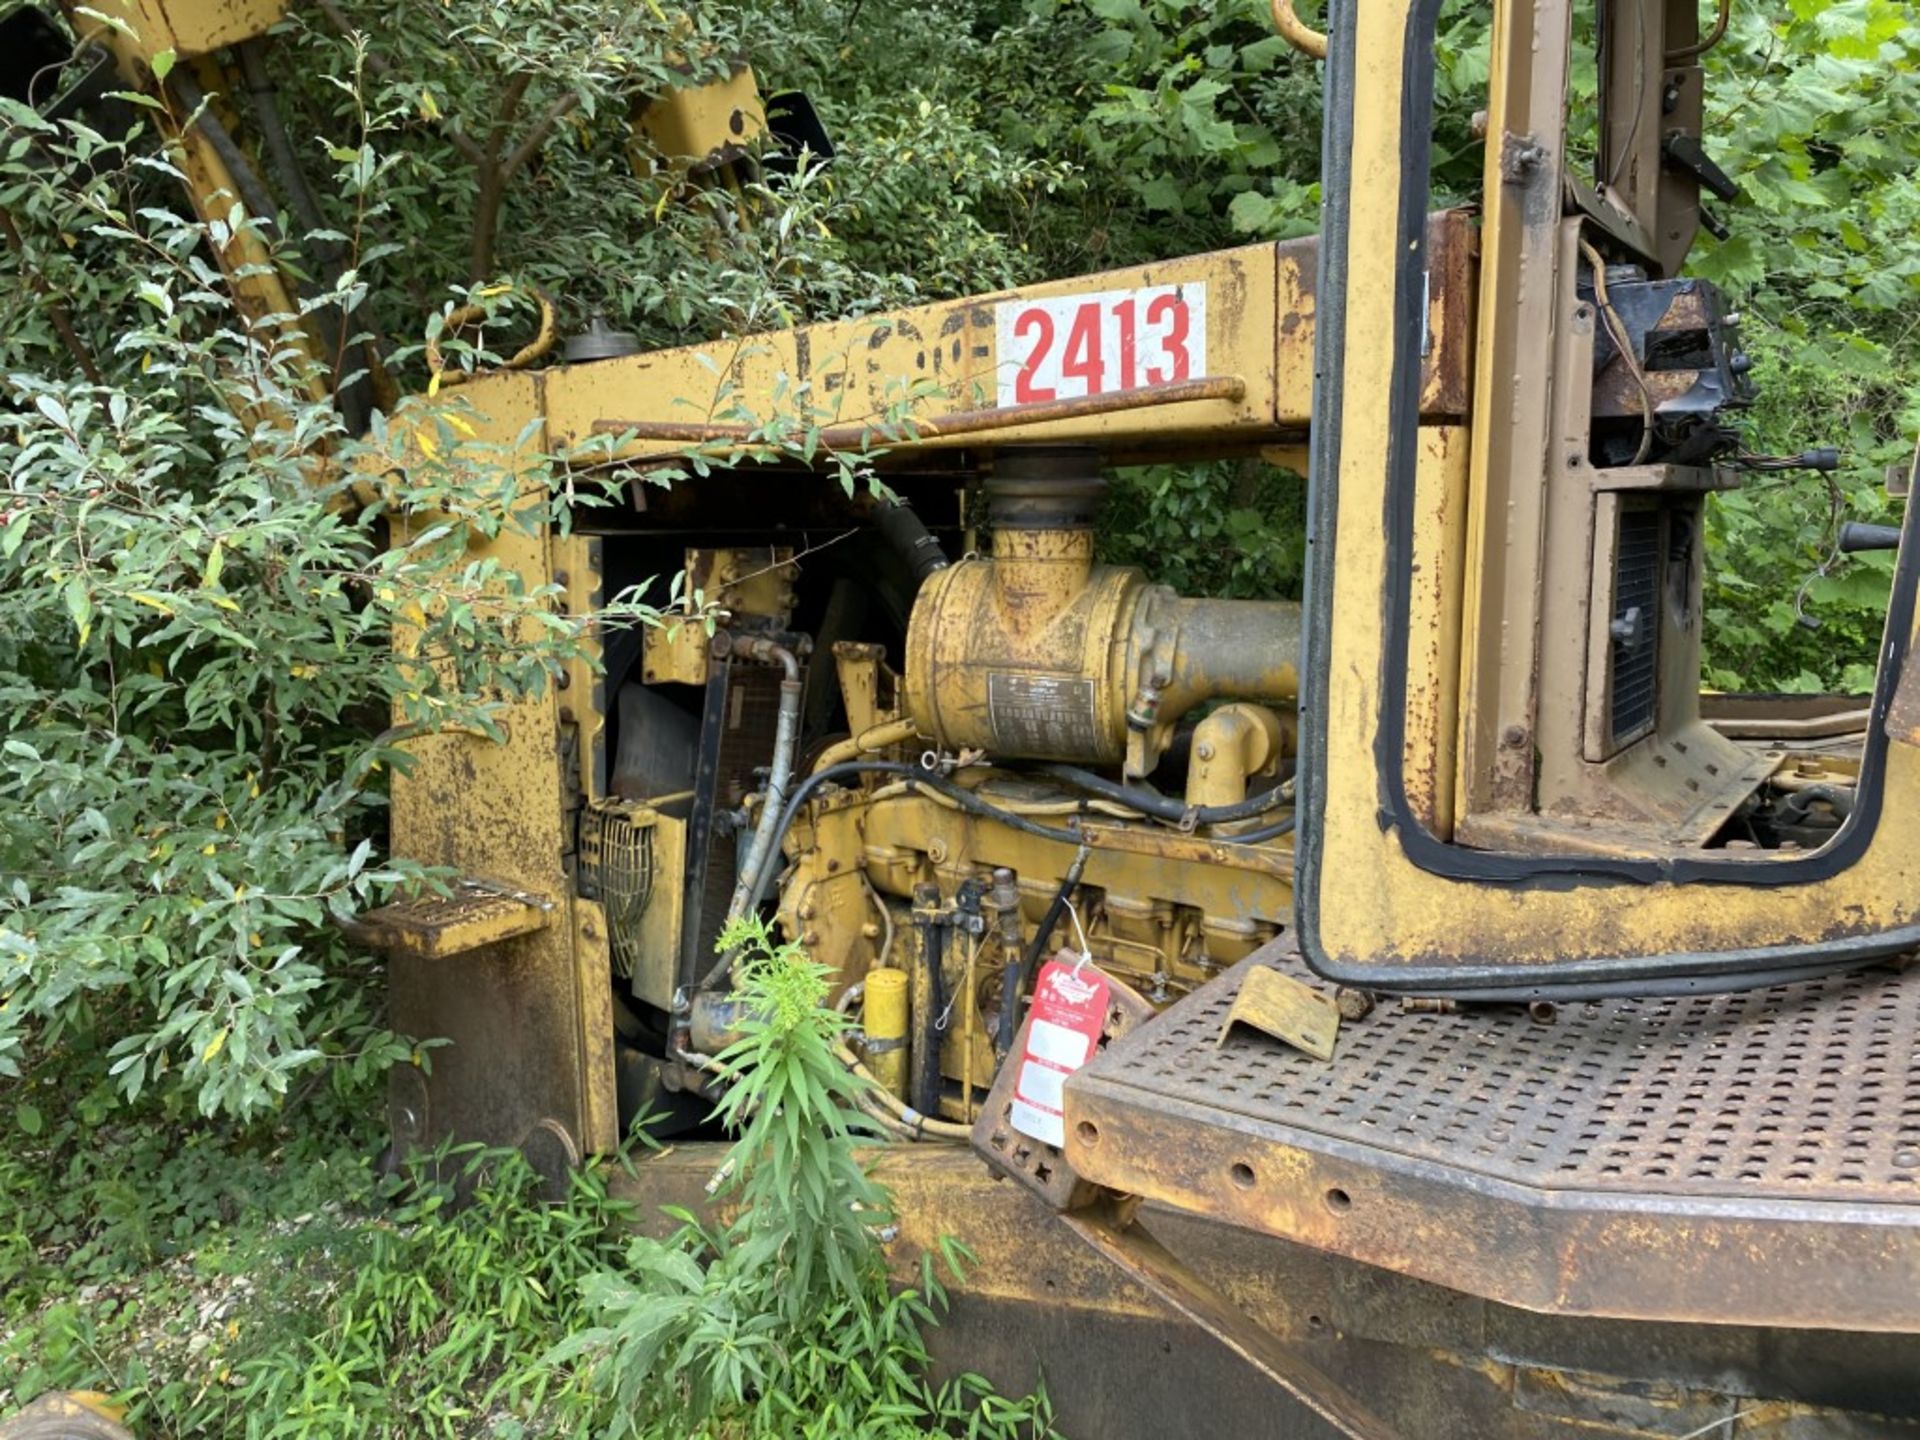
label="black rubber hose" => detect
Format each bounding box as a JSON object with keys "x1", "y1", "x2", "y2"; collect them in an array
[
  {"x1": 700, "y1": 756, "x2": 1298, "y2": 1005},
  {"x1": 1839, "y1": 522, "x2": 1901, "y2": 554},
  {"x1": 166, "y1": 73, "x2": 285, "y2": 241},
  {"x1": 873, "y1": 499, "x2": 949, "y2": 586},
  {"x1": 741, "y1": 762, "x2": 1088, "y2": 910},
  {"x1": 1220, "y1": 812, "x2": 1297, "y2": 845},
  {"x1": 1779, "y1": 784, "x2": 1855, "y2": 822},
  {"x1": 1036, "y1": 763, "x2": 1289, "y2": 825},
  {"x1": 236, "y1": 40, "x2": 336, "y2": 263},
  {"x1": 998, "y1": 843, "x2": 1091, "y2": 1055},
  {"x1": 168, "y1": 68, "x2": 372, "y2": 436},
  {"x1": 912, "y1": 884, "x2": 946, "y2": 1116}
]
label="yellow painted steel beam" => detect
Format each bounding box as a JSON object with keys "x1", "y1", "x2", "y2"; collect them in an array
[{"x1": 515, "y1": 214, "x2": 1476, "y2": 468}]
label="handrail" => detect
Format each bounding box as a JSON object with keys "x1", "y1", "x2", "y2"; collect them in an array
[
  {"x1": 1666, "y1": 0, "x2": 1732, "y2": 61},
  {"x1": 1270, "y1": 0, "x2": 1327, "y2": 60}
]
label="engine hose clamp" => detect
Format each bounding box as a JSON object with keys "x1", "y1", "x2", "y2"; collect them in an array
[{"x1": 1178, "y1": 806, "x2": 1201, "y2": 834}]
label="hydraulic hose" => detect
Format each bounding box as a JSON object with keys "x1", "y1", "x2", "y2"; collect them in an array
[
  {"x1": 873, "y1": 498, "x2": 949, "y2": 587},
  {"x1": 172, "y1": 65, "x2": 373, "y2": 433},
  {"x1": 166, "y1": 73, "x2": 285, "y2": 242},
  {"x1": 236, "y1": 41, "x2": 334, "y2": 261},
  {"x1": 998, "y1": 843, "x2": 1091, "y2": 1055},
  {"x1": 866, "y1": 779, "x2": 1134, "y2": 822},
  {"x1": 707, "y1": 755, "x2": 1298, "y2": 996},
  {"x1": 1269, "y1": 0, "x2": 1328, "y2": 59},
  {"x1": 677, "y1": 1023, "x2": 973, "y2": 1143},
  {"x1": 832, "y1": 979, "x2": 971, "y2": 1142},
  {"x1": 1035, "y1": 763, "x2": 1289, "y2": 825},
  {"x1": 911, "y1": 883, "x2": 946, "y2": 1117},
  {"x1": 811, "y1": 717, "x2": 920, "y2": 775},
  {"x1": 1222, "y1": 812, "x2": 1297, "y2": 845},
  {"x1": 744, "y1": 765, "x2": 1087, "y2": 914},
  {"x1": 1779, "y1": 784, "x2": 1855, "y2": 824},
  {"x1": 723, "y1": 638, "x2": 803, "y2": 925}
]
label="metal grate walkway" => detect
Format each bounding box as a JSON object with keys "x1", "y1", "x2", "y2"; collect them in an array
[{"x1": 1063, "y1": 940, "x2": 1920, "y2": 1330}]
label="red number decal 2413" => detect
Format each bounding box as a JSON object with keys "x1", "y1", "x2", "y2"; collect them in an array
[{"x1": 995, "y1": 283, "x2": 1207, "y2": 410}]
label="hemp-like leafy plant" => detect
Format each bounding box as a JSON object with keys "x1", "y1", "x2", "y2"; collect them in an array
[{"x1": 551, "y1": 915, "x2": 1056, "y2": 1440}]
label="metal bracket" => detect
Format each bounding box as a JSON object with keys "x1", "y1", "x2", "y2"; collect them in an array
[
  {"x1": 1060, "y1": 1201, "x2": 1399, "y2": 1440},
  {"x1": 1218, "y1": 963, "x2": 1340, "y2": 1061}
]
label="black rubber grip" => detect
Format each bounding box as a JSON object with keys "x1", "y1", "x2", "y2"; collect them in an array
[{"x1": 1839, "y1": 522, "x2": 1901, "y2": 553}]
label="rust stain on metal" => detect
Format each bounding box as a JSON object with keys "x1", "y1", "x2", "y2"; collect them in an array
[
  {"x1": 593, "y1": 375, "x2": 1247, "y2": 448},
  {"x1": 348, "y1": 879, "x2": 555, "y2": 961}
]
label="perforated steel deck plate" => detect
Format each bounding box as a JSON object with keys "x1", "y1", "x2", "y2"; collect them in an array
[{"x1": 1062, "y1": 941, "x2": 1920, "y2": 1331}]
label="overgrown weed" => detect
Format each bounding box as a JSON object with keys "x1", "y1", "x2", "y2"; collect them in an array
[{"x1": 2, "y1": 928, "x2": 1058, "y2": 1438}]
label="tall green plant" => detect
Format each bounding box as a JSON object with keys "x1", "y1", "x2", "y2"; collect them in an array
[
  {"x1": 2, "y1": 1112, "x2": 646, "y2": 1437},
  {"x1": 552, "y1": 916, "x2": 1055, "y2": 1440}
]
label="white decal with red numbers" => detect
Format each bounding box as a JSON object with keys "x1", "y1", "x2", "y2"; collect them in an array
[{"x1": 994, "y1": 284, "x2": 1207, "y2": 409}]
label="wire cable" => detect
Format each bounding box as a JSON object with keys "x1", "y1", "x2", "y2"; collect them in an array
[
  {"x1": 1581, "y1": 238, "x2": 1655, "y2": 466},
  {"x1": 998, "y1": 844, "x2": 1093, "y2": 1055},
  {"x1": 1666, "y1": 0, "x2": 1732, "y2": 61},
  {"x1": 1221, "y1": 812, "x2": 1297, "y2": 845}
]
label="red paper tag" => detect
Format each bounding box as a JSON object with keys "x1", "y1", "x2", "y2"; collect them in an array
[{"x1": 1009, "y1": 956, "x2": 1111, "y2": 1146}]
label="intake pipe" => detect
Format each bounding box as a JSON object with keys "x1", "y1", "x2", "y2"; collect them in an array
[{"x1": 873, "y1": 498, "x2": 950, "y2": 589}]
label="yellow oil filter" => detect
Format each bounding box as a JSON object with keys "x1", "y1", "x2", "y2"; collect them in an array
[{"x1": 862, "y1": 967, "x2": 910, "y2": 1099}]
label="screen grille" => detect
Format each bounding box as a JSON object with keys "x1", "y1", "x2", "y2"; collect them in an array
[
  {"x1": 1608, "y1": 506, "x2": 1662, "y2": 744},
  {"x1": 578, "y1": 802, "x2": 655, "y2": 979}
]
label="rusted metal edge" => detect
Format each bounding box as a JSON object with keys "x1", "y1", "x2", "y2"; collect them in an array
[
  {"x1": 1060, "y1": 1201, "x2": 1399, "y2": 1440},
  {"x1": 590, "y1": 375, "x2": 1248, "y2": 449},
  {"x1": 1064, "y1": 1074, "x2": 1920, "y2": 1332},
  {"x1": 0, "y1": 1391, "x2": 135, "y2": 1440}
]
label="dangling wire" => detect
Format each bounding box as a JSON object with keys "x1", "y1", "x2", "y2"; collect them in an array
[
  {"x1": 1666, "y1": 0, "x2": 1733, "y2": 61},
  {"x1": 1063, "y1": 892, "x2": 1094, "y2": 976},
  {"x1": 1790, "y1": 467, "x2": 1849, "y2": 631}
]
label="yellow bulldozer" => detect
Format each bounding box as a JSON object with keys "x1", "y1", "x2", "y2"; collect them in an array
[{"x1": 15, "y1": 0, "x2": 1920, "y2": 1432}]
